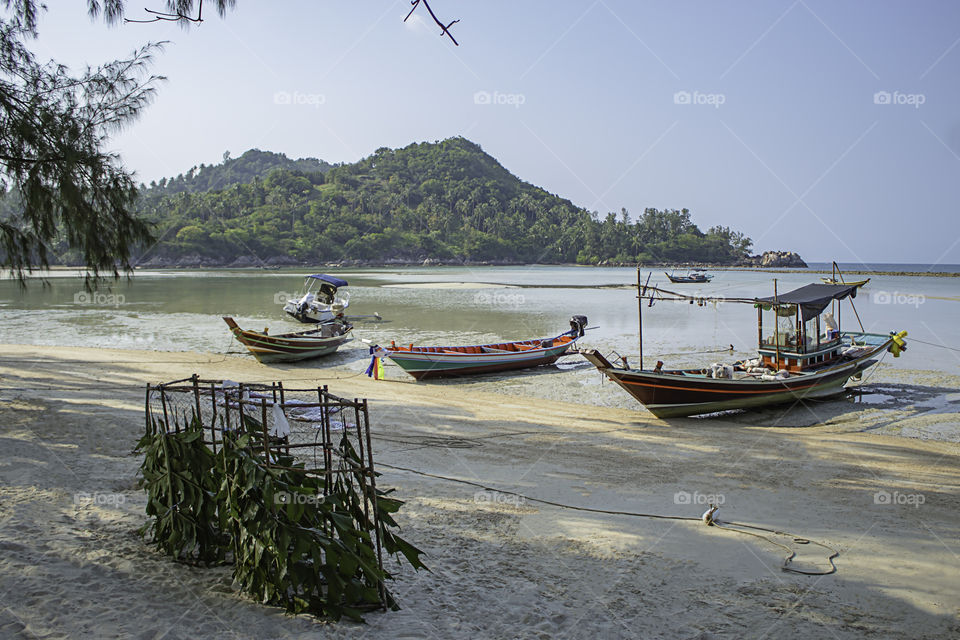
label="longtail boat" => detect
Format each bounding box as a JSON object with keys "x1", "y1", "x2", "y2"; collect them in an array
[
  {"x1": 582, "y1": 270, "x2": 906, "y2": 418},
  {"x1": 372, "y1": 316, "x2": 588, "y2": 380},
  {"x1": 224, "y1": 317, "x2": 353, "y2": 363},
  {"x1": 665, "y1": 270, "x2": 712, "y2": 284},
  {"x1": 820, "y1": 261, "x2": 869, "y2": 287},
  {"x1": 820, "y1": 276, "x2": 870, "y2": 287}
]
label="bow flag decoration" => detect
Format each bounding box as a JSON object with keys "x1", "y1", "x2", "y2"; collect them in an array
[
  {"x1": 888, "y1": 330, "x2": 908, "y2": 357},
  {"x1": 366, "y1": 346, "x2": 389, "y2": 380}
]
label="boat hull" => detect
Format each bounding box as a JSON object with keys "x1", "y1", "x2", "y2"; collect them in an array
[
  {"x1": 381, "y1": 317, "x2": 588, "y2": 380},
  {"x1": 665, "y1": 274, "x2": 712, "y2": 284},
  {"x1": 389, "y1": 346, "x2": 571, "y2": 380},
  {"x1": 224, "y1": 318, "x2": 352, "y2": 363},
  {"x1": 283, "y1": 300, "x2": 348, "y2": 324},
  {"x1": 239, "y1": 336, "x2": 351, "y2": 363},
  {"x1": 820, "y1": 277, "x2": 870, "y2": 287},
  {"x1": 582, "y1": 341, "x2": 889, "y2": 418}
]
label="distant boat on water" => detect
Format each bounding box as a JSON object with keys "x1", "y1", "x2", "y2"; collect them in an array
[
  {"x1": 820, "y1": 276, "x2": 870, "y2": 287},
  {"x1": 665, "y1": 269, "x2": 713, "y2": 284},
  {"x1": 821, "y1": 261, "x2": 869, "y2": 288}
]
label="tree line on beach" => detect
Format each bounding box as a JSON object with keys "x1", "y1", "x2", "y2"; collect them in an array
[{"x1": 131, "y1": 138, "x2": 754, "y2": 266}]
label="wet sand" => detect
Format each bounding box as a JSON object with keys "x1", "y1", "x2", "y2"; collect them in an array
[{"x1": 1, "y1": 344, "x2": 958, "y2": 639}]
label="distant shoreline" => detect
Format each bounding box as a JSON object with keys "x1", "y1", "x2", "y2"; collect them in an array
[
  {"x1": 146, "y1": 262, "x2": 959, "y2": 278},
  {"x1": 709, "y1": 266, "x2": 960, "y2": 278},
  {"x1": 10, "y1": 263, "x2": 959, "y2": 279}
]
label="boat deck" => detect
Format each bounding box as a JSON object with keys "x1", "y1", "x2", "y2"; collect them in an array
[{"x1": 649, "y1": 332, "x2": 893, "y2": 382}]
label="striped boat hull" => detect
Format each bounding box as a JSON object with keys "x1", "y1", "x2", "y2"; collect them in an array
[
  {"x1": 582, "y1": 336, "x2": 891, "y2": 418},
  {"x1": 224, "y1": 317, "x2": 352, "y2": 363},
  {"x1": 384, "y1": 335, "x2": 578, "y2": 380}
]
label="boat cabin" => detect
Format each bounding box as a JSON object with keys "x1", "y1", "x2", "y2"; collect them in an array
[
  {"x1": 755, "y1": 283, "x2": 859, "y2": 372},
  {"x1": 302, "y1": 274, "x2": 348, "y2": 304}
]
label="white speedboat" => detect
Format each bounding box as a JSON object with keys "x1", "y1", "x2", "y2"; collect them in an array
[{"x1": 282, "y1": 274, "x2": 350, "y2": 323}]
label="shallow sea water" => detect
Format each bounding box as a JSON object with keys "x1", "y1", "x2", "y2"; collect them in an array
[{"x1": 1, "y1": 265, "x2": 958, "y2": 436}]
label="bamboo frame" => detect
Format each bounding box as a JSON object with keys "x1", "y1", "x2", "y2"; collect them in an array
[{"x1": 143, "y1": 377, "x2": 388, "y2": 608}]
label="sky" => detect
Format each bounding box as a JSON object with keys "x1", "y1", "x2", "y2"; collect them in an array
[{"x1": 27, "y1": 1, "x2": 960, "y2": 265}]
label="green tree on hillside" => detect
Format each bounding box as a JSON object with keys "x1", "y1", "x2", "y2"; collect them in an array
[{"x1": 134, "y1": 138, "x2": 754, "y2": 266}]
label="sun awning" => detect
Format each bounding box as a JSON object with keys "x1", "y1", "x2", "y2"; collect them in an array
[
  {"x1": 307, "y1": 274, "x2": 348, "y2": 288},
  {"x1": 756, "y1": 283, "x2": 858, "y2": 321}
]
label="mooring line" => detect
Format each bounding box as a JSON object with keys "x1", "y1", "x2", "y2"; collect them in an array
[{"x1": 379, "y1": 462, "x2": 839, "y2": 575}]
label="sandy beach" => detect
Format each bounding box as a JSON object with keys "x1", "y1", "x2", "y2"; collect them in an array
[{"x1": 1, "y1": 343, "x2": 959, "y2": 639}]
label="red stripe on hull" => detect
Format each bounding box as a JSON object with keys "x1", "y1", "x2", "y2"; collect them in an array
[{"x1": 407, "y1": 353, "x2": 566, "y2": 380}]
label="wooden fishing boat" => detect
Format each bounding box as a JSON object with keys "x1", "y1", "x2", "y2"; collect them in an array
[
  {"x1": 372, "y1": 316, "x2": 588, "y2": 380},
  {"x1": 582, "y1": 272, "x2": 906, "y2": 418},
  {"x1": 224, "y1": 317, "x2": 353, "y2": 363},
  {"x1": 283, "y1": 274, "x2": 350, "y2": 323},
  {"x1": 820, "y1": 276, "x2": 870, "y2": 287},
  {"x1": 820, "y1": 261, "x2": 869, "y2": 288},
  {"x1": 665, "y1": 270, "x2": 712, "y2": 284}
]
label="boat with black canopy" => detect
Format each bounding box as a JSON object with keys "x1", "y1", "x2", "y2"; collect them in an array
[{"x1": 582, "y1": 269, "x2": 907, "y2": 418}]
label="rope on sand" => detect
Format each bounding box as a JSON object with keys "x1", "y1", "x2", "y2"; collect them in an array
[{"x1": 379, "y1": 462, "x2": 839, "y2": 576}]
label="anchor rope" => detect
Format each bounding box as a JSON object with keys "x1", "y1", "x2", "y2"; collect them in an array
[{"x1": 380, "y1": 462, "x2": 839, "y2": 576}]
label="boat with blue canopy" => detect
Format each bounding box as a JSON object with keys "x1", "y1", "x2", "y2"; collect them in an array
[{"x1": 283, "y1": 274, "x2": 350, "y2": 323}]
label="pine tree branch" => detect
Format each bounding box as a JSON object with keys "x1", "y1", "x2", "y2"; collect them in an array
[{"x1": 404, "y1": 0, "x2": 460, "y2": 46}]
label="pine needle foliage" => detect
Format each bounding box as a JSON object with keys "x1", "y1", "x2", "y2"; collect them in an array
[{"x1": 0, "y1": 2, "x2": 163, "y2": 285}]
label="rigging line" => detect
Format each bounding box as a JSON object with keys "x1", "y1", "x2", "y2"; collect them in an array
[
  {"x1": 847, "y1": 350, "x2": 890, "y2": 389},
  {"x1": 0, "y1": 356, "x2": 234, "y2": 365},
  {"x1": 905, "y1": 337, "x2": 960, "y2": 353},
  {"x1": 378, "y1": 462, "x2": 839, "y2": 575},
  {"x1": 370, "y1": 425, "x2": 637, "y2": 449},
  {"x1": 624, "y1": 346, "x2": 736, "y2": 358},
  {"x1": 0, "y1": 370, "x2": 369, "y2": 392}
]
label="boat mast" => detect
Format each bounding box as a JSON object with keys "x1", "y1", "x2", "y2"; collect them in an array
[
  {"x1": 637, "y1": 265, "x2": 643, "y2": 370},
  {"x1": 773, "y1": 278, "x2": 780, "y2": 370}
]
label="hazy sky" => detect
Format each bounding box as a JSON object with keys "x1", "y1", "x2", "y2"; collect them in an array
[{"x1": 31, "y1": 1, "x2": 960, "y2": 265}]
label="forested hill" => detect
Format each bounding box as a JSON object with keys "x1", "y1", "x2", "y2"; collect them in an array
[
  {"x1": 143, "y1": 149, "x2": 333, "y2": 195},
  {"x1": 133, "y1": 137, "x2": 753, "y2": 267}
]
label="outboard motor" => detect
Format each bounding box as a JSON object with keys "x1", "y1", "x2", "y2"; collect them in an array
[
  {"x1": 298, "y1": 292, "x2": 315, "y2": 315},
  {"x1": 318, "y1": 283, "x2": 336, "y2": 305},
  {"x1": 569, "y1": 315, "x2": 588, "y2": 337}
]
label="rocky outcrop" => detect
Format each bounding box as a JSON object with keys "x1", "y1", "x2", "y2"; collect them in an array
[{"x1": 738, "y1": 251, "x2": 807, "y2": 268}]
